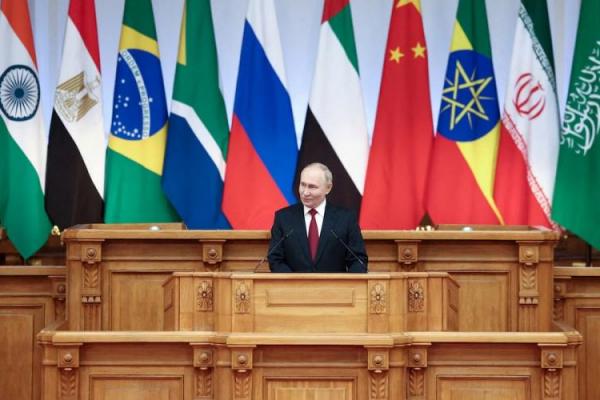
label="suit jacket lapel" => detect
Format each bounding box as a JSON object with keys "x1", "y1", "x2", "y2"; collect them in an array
[
  {"x1": 292, "y1": 204, "x2": 311, "y2": 262},
  {"x1": 315, "y1": 203, "x2": 336, "y2": 264}
]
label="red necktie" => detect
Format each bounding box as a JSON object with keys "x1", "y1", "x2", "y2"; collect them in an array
[{"x1": 308, "y1": 208, "x2": 319, "y2": 261}]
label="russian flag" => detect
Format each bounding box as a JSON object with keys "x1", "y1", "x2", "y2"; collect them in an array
[{"x1": 222, "y1": 0, "x2": 298, "y2": 229}]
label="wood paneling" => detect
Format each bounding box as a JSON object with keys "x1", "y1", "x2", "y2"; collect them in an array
[
  {"x1": 63, "y1": 225, "x2": 556, "y2": 332},
  {"x1": 0, "y1": 266, "x2": 66, "y2": 400},
  {"x1": 38, "y1": 330, "x2": 580, "y2": 400},
  {"x1": 554, "y1": 267, "x2": 600, "y2": 400},
  {"x1": 164, "y1": 272, "x2": 458, "y2": 333}
]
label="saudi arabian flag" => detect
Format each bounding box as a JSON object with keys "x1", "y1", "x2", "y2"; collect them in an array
[
  {"x1": 552, "y1": 0, "x2": 600, "y2": 249},
  {"x1": 0, "y1": 0, "x2": 51, "y2": 259},
  {"x1": 105, "y1": 0, "x2": 178, "y2": 222}
]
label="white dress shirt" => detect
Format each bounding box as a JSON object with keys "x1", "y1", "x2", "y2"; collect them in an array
[{"x1": 303, "y1": 199, "x2": 326, "y2": 237}]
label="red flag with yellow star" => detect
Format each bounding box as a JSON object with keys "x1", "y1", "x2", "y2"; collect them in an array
[{"x1": 360, "y1": 0, "x2": 433, "y2": 229}]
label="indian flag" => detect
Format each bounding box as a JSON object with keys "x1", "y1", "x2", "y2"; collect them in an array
[{"x1": 0, "y1": 0, "x2": 51, "y2": 258}]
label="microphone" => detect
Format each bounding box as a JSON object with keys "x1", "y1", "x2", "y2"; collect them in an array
[
  {"x1": 330, "y1": 229, "x2": 365, "y2": 266},
  {"x1": 254, "y1": 229, "x2": 294, "y2": 272}
]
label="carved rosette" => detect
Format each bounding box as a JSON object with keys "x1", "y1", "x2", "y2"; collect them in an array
[
  {"x1": 367, "y1": 350, "x2": 389, "y2": 400},
  {"x1": 396, "y1": 241, "x2": 419, "y2": 270},
  {"x1": 197, "y1": 280, "x2": 214, "y2": 312},
  {"x1": 370, "y1": 283, "x2": 386, "y2": 314},
  {"x1": 201, "y1": 241, "x2": 224, "y2": 269},
  {"x1": 408, "y1": 280, "x2": 425, "y2": 312},
  {"x1": 235, "y1": 282, "x2": 251, "y2": 314}
]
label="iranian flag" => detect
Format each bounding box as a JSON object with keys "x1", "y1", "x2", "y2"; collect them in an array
[
  {"x1": 295, "y1": 0, "x2": 369, "y2": 214},
  {"x1": 494, "y1": 0, "x2": 559, "y2": 228},
  {"x1": 0, "y1": 0, "x2": 51, "y2": 258},
  {"x1": 553, "y1": 0, "x2": 600, "y2": 249}
]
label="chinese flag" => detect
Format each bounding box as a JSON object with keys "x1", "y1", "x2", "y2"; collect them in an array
[{"x1": 360, "y1": 0, "x2": 433, "y2": 229}]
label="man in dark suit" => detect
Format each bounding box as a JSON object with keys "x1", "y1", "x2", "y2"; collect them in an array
[{"x1": 268, "y1": 163, "x2": 368, "y2": 273}]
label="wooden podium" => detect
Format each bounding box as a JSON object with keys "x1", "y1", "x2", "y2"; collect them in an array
[
  {"x1": 23, "y1": 224, "x2": 588, "y2": 399},
  {"x1": 163, "y1": 272, "x2": 459, "y2": 333},
  {"x1": 61, "y1": 224, "x2": 556, "y2": 332}
]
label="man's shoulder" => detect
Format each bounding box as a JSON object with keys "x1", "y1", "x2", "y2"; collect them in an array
[
  {"x1": 275, "y1": 203, "x2": 303, "y2": 217},
  {"x1": 326, "y1": 203, "x2": 358, "y2": 219}
]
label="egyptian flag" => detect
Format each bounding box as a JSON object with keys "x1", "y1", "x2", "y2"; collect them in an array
[
  {"x1": 360, "y1": 0, "x2": 433, "y2": 229},
  {"x1": 295, "y1": 0, "x2": 369, "y2": 214},
  {"x1": 494, "y1": 0, "x2": 559, "y2": 228},
  {"x1": 425, "y1": 0, "x2": 503, "y2": 224},
  {"x1": 222, "y1": 0, "x2": 298, "y2": 228},
  {"x1": 45, "y1": 0, "x2": 105, "y2": 230}
]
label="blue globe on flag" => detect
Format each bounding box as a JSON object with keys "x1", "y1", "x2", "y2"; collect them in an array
[{"x1": 111, "y1": 49, "x2": 167, "y2": 141}]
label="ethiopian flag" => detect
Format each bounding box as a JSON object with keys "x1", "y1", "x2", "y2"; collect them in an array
[
  {"x1": 426, "y1": 0, "x2": 502, "y2": 224},
  {"x1": 104, "y1": 0, "x2": 178, "y2": 222}
]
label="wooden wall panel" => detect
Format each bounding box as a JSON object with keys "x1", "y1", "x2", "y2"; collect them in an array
[
  {"x1": 264, "y1": 378, "x2": 354, "y2": 400},
  {"x1": 110, "y1": 272, "x2": 170, "y2": 330},
  {"x1": 38, "y1": 331, "x2": 581, "y2": 400},
  {"x1": 435, "y1": 376, "x2": 530, "y2": 400},
  {"x1": 0, "y1": 312, "x2": 37, "y2": 400},
  {"x1": 89, "y1": 376, "x2": 184, "y2": 400},
  {"x1": 554, "y1": 267, "x2": 600, "y2": 400},
  {"x1": 0, "y1": 266, "x2": 65, "y2": 400},
  {"x1": 450, "y1": 272, "x2": 509, "y2": 331}
]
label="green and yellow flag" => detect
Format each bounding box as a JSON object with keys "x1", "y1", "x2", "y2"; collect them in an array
[
  {"x1": 552, "y1": 0, "x2": 600, "y2": 249},
  {"x1": 104, "y1": 0, "x2": 178, "y2": 222}
]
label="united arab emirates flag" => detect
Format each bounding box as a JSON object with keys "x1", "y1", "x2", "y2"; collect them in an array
[
  {"x1": 295, "y1": 0, "x2": 369, "y2": 213},
  {"x1": 552, "y1": 0, "x2": 600, "y2": 249},
  {"x1": 0, "y1": 0, "x2": 51, "y2": 258},
  {"x1": 45, "y1": 0, "x2": 105, "y2": 230}
]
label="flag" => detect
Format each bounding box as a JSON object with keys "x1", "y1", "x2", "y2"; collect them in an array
[
  {"x1": 425, "y1": 0, "x2": 502, "y2": 224},
  {"x1": 295, "y1": 0, "x2": 369, "y2": 214},
  {"x1": 360, "y1": 0, "x2": 433, "y2": 229},
  {"x1": 104, "y1": 0, "x2": 178, "y2": 222},
  {"x1": 0, "y1": 0, "x2": 51, "y2": 258},
  {"x1": 162, "y1": 0, "x2": 230, "y2": 229},
  {"x1": 494, "y1": 0, "x2": 559, "y2": 228},
  {"x1": 222, "y1": 0, "x2": 298, "y2": 228},
  {"x1": 45, "y1": 0, "x2": 105, "y2": 230},
  {"x1": 552, "y1": 0, "x2": 600, "y2": 249}
]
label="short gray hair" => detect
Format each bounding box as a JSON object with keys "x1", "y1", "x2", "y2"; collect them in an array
[{"x1": 302, "y1": 162, "x2": 333, "y2": 186}]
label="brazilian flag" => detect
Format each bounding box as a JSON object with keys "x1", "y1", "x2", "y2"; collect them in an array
[{"x1": 105, "y1": 0, "x2": 178, "y2": 222}]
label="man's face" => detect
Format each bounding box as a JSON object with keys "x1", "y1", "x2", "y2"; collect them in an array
[{"x1": 298, "y1": 167, "x2": 331, "y2": 209}]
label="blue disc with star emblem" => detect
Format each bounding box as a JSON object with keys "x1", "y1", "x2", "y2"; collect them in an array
[
  {"x1": 0, "y1": 65, "x2": 40, "y2": 122},
  {"x1": 437, "y1": 50, "x2": 499, "y2": 142},
  {"x1": 110, "y1": 49, "x2": 167, "y2": 140}
]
